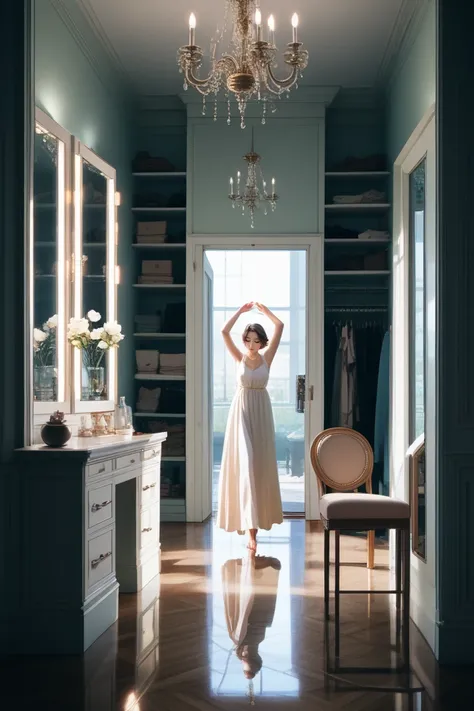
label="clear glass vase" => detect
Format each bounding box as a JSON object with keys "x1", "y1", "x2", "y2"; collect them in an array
[
  {"x1": 34, "y1": 365, "x2": 56, "y2": 402},
  {"x1": 86, "y1": 366, "x2": 105, "y2": 400}
]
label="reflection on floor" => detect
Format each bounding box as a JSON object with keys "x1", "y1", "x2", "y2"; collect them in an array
[{"x1": 3, "y1": 519, "x2": 474, "y2": 709}]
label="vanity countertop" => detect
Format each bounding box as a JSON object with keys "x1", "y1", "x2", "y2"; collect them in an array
[{"x1": 16, "y1": 432, "x2": 167, "y2": 461}]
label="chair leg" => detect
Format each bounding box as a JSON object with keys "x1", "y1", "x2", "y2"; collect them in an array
[
  {"x1": 402, "y1": 527, "x2": 411, "y2": 671},
  {"x1": 334, "y1": 530, "x2": 341, "y2": 668},
  {"x1": 324, "y1": 528, "x2": 330, "y2": 620},
  {"x1": 367, "y1": 530, "x2": 375, "y2": 569}
]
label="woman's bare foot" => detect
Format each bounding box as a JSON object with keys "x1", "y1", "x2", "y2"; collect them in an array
[{"x1": 247, "y1": 529, "x2": 258, "y2": 551}]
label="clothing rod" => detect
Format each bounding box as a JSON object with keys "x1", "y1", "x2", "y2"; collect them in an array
[{"x1": 325, "y1": 307, "x2": 388, "y2": 313}]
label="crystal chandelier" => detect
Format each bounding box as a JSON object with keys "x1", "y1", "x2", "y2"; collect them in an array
[
  {"x1": 178, "y1": 1, "x2": 309, "y2": 128},
  {"x1": 228, "y1": 129, "x2": 278, "y2": 228}
]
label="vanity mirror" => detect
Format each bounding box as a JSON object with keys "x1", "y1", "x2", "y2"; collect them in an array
[
  {"x1": 32, "y1": 109, "x2": 70, "y2": 414},
  {"x1": 72, "y1": 140, "x2": 117, "y2": 412}
]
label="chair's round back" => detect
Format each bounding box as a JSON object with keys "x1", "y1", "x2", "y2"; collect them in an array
[{"x1": 310, "y1": 427, "x2": 373, "y2": 494}]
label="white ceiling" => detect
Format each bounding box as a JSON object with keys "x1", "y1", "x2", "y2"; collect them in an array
[{"x1": 81, "y1": 0, "x2": 406, "y2": 95}]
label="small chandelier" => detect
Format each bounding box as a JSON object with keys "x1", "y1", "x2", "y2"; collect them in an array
[
  {"x1": 228, "y1": 129, "x2": 278, "y2": 228},
  {"x1": 178, "y1": 1, "x2": 309, "y2": 128}
]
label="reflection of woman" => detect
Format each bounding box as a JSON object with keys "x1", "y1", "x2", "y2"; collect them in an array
[
  {"x1": 217, "y1": 302, "x2": 284, "y2": 551},
  {"x1": 222, "y1": 554, "x2": 281, "y2": 681}
]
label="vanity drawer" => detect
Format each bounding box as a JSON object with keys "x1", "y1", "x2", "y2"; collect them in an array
[
  {"x1": 87, "y1": 482, "x2": 114, "y2": 530},
  {"x1": 139, "y1": 504, "x2": 159, "y2": 554},
  {"x1": 87, "y1": 528, "x2": 114, "y2": 592},
  {"x1": 116, "y1": 452, "x2": 141, "y2": 471},
  {"x1": 139, "y1": 470, "x2": 159, "y2": 509},
  {"x1": 86, "y1": 459, "x2": 113, "y2": 479},
  {"x1": 143, "y1": 445, "x2": 161, "y2": 464}
]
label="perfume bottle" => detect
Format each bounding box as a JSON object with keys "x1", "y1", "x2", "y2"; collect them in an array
[{"x1": 115, "y1": 396, "x2": 128, "y2": 432}]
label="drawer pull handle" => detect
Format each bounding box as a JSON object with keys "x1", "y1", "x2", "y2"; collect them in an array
[
  {"x1": 142, "y1": 483, "x2": 156, "y2": 492},
  {"x1": 142, "y1": 527, "x2": 153, "y2": 533},
  {"x1": 130, "y1": 458, "x2": 136, "y2": 464},
  {"x1": 97, "y1": 466, "x2": 106, "y2": 474},
  {"x1": 91, "y1": 551, "x2": 112, "y2": 569},
  {"x1": 91, "y1": 499, "x2": 112, "y2": 513}
]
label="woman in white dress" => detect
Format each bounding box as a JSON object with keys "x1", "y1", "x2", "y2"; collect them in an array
[{"x1": 216, "y1": 301, "x2": 284, "y2": 550}]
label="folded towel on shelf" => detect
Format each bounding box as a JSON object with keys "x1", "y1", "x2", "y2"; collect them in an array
[
  {"x1": 332, "y1": 189, "x2": 386, "y2": 205},
  {"x1": 358, "y1": 230, "x2": 390, "y2": 241},
  {"x1": 136, "y1": 350, "x2": 159, "y2": 374},
  {"x1": 136, "y1": 386, "x2": 161, "y2": 412}
]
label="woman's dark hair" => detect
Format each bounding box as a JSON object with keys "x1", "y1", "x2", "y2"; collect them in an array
[{"x1": 242, "y1": 323, "x2": 269, "y2": 348}]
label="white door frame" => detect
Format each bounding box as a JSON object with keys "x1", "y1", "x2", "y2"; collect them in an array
[
  {"x1": 186, "y1": 234, "x2": 324, "y2": 523},
  {"x1": 391, "y1": 104, "x2": 436, "y2": 650}
]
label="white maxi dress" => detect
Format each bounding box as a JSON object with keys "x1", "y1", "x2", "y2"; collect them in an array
[{"x1": 217, "y1": 354, "x2": 283, "y2": 533}]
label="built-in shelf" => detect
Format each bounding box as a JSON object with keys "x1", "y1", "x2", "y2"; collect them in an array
[
  {"x1": 83, "y1": 242, "x2": 106, "y2": 248},
  {"x1": 162, "y1": 457, "x2": 186, "y2": 462},
  {"x1": 325, "y1": 203, "x2": 391, "y2": 211},
  {"x1": 133, "y1": 243, "x2": 186, "y2": 249},
  {"x1": 133, "y1": 172, "x2": 186, "y2": 177},
  {"x1": 134, "y1": 333, "x2": 186, "y2": 338},
  {"x1": 35, "y1": 274, "x2": 55, "y2": 278},
  {"x1": 161, "y1": 498, "x2": 186, "y2": 504},
  {"x1": 325, "y1": 238, "x2": 390, "y2": 245},
  {"x1": 133, "y1": 284, "x2": 185, "y2": 289},
  {"x1": 325, "y1": 171, "x2": 390, "y2": 177},
  {"x1": 84, "y1": 275, "x2": 105, "y2": 279},
  {"x1": 135, "y1": 374, "x2": 186, "y2": 381},
  {"x1": 325, "y1": 270, "x2": 391, "y2": 276},
  {"x1": 132, "y1": 207, "x2": 186, "y2": 213},
  {"x1": 133, "y1": 412, "x2": 186, "y2": 418}
]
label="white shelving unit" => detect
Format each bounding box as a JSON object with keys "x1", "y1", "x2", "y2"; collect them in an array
[{"x1": 132, "y1": 164, "x2": 187, "y2": 522}]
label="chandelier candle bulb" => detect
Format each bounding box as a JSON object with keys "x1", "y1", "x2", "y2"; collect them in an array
[
  {"x1": 255, "y1": 8, "x2": 262, "y2": 41},
  {"x1": 268, "y1": 14, "x2": 275, "y2": 44},
  {"x1": 229, "y1": 177, "x2": 234, "y2": 194},
  {"x1": 292, "y1": 13, "x2": 298, "y2": 43},
  {"x1": 189, "y1": 12, "x2": 196, "y2": 46}
]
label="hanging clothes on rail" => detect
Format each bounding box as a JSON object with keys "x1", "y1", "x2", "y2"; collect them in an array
[
  {"x1": 330, "y1": 324, "x2": 358, "y2": 428},
  {"x1": 324, "y1": 315, "x2": 386, "y2": 453},
  {"x1": 374, "y1": 330, "x2": 390, "y2": 495}
]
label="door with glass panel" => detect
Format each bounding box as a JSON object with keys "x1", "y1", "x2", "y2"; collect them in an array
[{"x1": 207, "y1": 249, "x2": 307, "y2": 515}]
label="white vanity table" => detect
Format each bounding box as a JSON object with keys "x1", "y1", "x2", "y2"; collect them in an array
[{"x1": 16, "y1": 432, "x2": 166, "y2": 654}]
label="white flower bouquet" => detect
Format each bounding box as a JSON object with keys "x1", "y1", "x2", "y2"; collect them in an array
[
  {"x1": 67, "y1": 310, "x2": 125, "y2": 368},
  {"x1": 33, "y1": 314, "x2": 58, "y2": 366}
]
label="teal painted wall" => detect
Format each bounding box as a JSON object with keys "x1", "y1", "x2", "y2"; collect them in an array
[
  {"x1": 386, "y1": 1, "x2": 436, "y2": 162},
  {"x1": 35, "y1": 0, "x2": 134, "y2": 403},
  {"x1": 187, "y1": 110, "x2": 324, "y2": 235}
]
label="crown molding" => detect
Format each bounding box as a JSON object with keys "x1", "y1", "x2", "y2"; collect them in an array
[
  {"x1": 376, "y1": 0, "x2": 433, "y2": 88},
  {"x1": 48, "y1": 0, "x2": 134, "y2": 107}
]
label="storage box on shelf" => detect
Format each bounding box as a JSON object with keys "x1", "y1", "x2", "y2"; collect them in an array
[{"x1": 132, "y1": 155, "x2": 187, "y2": 522}]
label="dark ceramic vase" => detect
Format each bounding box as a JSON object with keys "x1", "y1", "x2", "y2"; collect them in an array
[{"x1": 41, "y1": 422, "x2": 71, "y2": 448}]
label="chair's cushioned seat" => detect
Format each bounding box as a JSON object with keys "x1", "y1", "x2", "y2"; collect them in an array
[{"x1": 320, "y1": 493, "x2": 409, "y2": 520}]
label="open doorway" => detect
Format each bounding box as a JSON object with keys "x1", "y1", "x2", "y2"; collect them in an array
[{"x1": 206, "y1": 249, "x2": 307, "y2": 516}]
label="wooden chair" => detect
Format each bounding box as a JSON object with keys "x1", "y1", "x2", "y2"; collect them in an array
[
  {"x1": 310, "y1": 427, "x2": 376, "y2": 569},
  {"x1": 310, "y1": 427, "x2": 410, "y2": 673}
]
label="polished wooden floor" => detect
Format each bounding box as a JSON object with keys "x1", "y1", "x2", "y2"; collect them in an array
[{"x1": 2, "y1": 520, "x2": 474, "y2": 709}]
